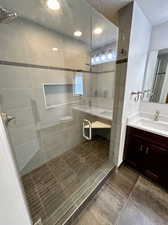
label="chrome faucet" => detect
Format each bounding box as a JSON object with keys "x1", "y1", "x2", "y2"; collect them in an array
[{"x1": 154, "y1": 110, "x2": 160, "y2": 121}]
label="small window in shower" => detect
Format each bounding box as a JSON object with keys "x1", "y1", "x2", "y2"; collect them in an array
[{"x1": 73, "y1": 74, "x2": 84, "y2": 96}]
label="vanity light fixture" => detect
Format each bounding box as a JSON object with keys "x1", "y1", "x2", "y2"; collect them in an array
[
  {"x1": 94, "y1": 27, "x2": 103, "y2": 35},
  {"x1": 74, "y1": 31, "x2": 82, "y2": 37},
  {"x1": 47, "y1": 0, "x2": 60, "y2": 10}
]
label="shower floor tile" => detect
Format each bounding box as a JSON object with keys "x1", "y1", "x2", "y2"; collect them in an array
[{"x1": 22, "y1": 137, "x2": 109, "y2": 224}]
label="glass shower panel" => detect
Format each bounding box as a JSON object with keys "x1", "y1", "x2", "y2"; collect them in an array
[
  {"x1": 89, "y1": 7, "x2": 118, "y2": 110},
  {"x1": 0, "y1": 0, "x2": 92, "y2": 70},
  {"x1": 0, "y1": 0, "x2": 118, "y2": 224}
]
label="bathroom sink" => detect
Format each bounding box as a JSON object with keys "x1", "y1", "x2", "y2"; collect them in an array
[
  {"x1": 136, "y1": 119, "x2": 168, "y2": 132},
  {"x1": 128, "y1": 118, "x2": 168, "y2": 137}
]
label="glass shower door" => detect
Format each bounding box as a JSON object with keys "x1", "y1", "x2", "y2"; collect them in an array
[{"x1": 0, "y1": 0, "x2": 118, "y2": 224}]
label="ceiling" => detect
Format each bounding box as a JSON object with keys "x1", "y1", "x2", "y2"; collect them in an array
[
  {"x1": 0, "y1": 0, "x2": 118, "y2": 49},
  {"x1": 1, "y1": 0, "x2": 168, "y2": 51},
  {"x1": 87, "y1": 0, "x2": 168, "y2": 27},
  {"x1": 135, "y1": 0, "x2": 168, "y2": 26},
  {"x1": 86, "y1": 0, "x2": 132, "y2": 22}
]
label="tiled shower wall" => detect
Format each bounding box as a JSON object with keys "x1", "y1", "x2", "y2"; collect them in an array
[
  {"x1": 0, "y1": 18, "x2": 90, "y2": 70},
  {"x1": 81, "y1": 61, "x2": 116, "y2": 110},
  {"x1": 0, "y1": 17, "x2": 90, "y2": 175}
]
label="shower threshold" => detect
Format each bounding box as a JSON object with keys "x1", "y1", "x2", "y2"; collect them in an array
[
  {"x1": 45, "y1": 161, "x2": 115, "y2": 225},
  {"x1": 22, "y1": 137, "x2": 115, "y2": 225}
]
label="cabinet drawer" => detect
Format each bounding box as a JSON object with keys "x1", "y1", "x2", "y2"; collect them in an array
[{"x1": 127, "y1": 126, "x2": 168, "y2": 150}]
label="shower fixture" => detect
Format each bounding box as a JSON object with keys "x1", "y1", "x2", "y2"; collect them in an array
[{"x1": 0, "y1": 7, "x2": 17, "y2": 23}]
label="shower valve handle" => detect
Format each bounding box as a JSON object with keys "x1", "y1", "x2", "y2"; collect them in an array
[{"x1": 1, "y1": 112, "x2": 15, "y2": 125}]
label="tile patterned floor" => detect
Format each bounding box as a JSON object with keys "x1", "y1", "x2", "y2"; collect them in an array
[
  {"x1": 22, "y1": 137, "x2": 109, "y2": 224},
  {"x1": 71, "y1": 165, "x2": 168, "y2": 225}
]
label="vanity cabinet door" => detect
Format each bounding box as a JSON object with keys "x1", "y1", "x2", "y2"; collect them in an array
[
  {"x1": 124, "y1": 126, "x2": 168, "y2": 189},
  {"x1": 143, "y1": 144, "x2": 168, "y2": 187},
  {"x1": 124, "y1": 134, "x2": 145, "y2": 170}
]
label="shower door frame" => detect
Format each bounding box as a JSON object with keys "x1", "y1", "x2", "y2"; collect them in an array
[{"x1": 0, "y1": 115, "x2": 32, "y2": 225}]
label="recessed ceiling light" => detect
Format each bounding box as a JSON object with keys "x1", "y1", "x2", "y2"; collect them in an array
[
  {"x1": 94, "y1": 27, "x2": 103, "y2": 35},
  {"x1": 47, "y1": 0, "x2": 60, "y2": 10},
  {"x1": 74, "y1": 31, "x2": 82, "y2": 37},
  {"x1": 52, "y1": 47, "x2": 58, "y2": 51}
]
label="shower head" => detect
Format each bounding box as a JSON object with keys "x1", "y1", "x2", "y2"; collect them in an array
[{"x1": 0, "y1": 7, "x2": 17, "y2": 23}]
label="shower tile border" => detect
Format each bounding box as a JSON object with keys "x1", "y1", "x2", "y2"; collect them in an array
[
  {"x1": 0, "y1": 60, "x2": 88, "y2": 73},
  {"x1": 116, "y1": 58, "x2": 128, "y2": 64},
  {"x1": 0, "y1": 60, "x2": 114, "y2": 74}
]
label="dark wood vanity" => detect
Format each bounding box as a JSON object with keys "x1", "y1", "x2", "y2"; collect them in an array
[{"x1": 124, "y1": 126, "x2": 168, "y2": 189}]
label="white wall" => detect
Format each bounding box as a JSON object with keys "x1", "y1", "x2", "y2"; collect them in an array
[
  {"x1": 0, "y1": 117, "x2": 32, "y2": 225},
  {"x1": 113, "y1": 1, "x2": 152, "y2": 165},
  {"x1": 150, "y1": 21, "x2": 168, "y2": 51},
  {"x1": 140, "y1": 21, "x2": 168, "y2": 115},
  {"x1": 123, "y1": 1, "x2": 152, "y2": 120}
]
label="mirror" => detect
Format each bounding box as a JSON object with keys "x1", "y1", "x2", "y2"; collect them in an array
[{"x1": 143, "y1": 48, "x2": 168, "y2": 104}]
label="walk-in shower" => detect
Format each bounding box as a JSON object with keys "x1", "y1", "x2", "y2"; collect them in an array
[{"x1": 0, "y1": 0, "x2": 118, "y2": 224}]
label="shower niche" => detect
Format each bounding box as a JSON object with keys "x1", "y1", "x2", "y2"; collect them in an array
[{"x1": 43, "y1": 83, "x2": 73, "y2": 109}]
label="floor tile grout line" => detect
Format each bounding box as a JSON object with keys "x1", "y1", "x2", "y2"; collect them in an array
[
  {"x1": 114, "y1": 172, "x2": 141, "y2": 225},
  {"x1": 22, "y1": 138, "x2": 109, "y2": 224},
  {"x1": 44, "y1": 163, "x2": 107, "y2": 221},
  {"x1": 43, "y1": 163, "x2": 113, "y2": 225},
  {"x1": 46, "y1": 157, "x2": 77, "y2": 196},
  {"x1": 29, "y1": 173, "x2": 48, "y2": 223}
]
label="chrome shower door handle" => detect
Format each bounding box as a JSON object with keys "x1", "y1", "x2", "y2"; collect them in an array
[{"x1": 1, "y1": 112, "x2": 15, "y2": 126}]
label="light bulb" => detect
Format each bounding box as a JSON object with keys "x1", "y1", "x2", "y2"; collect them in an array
[
  {"x1": 47, "y1": 0, "x2": 60, "y2": 10},
  {"x1": 74, "y1": 31, "x2": 82, "y2": 37},
  {"x1": 94, "y1": 27, "x2": 103, "y2": 35},
  {"x1": 52, "y1": 47, "x2": 58, "y2": 51}
]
